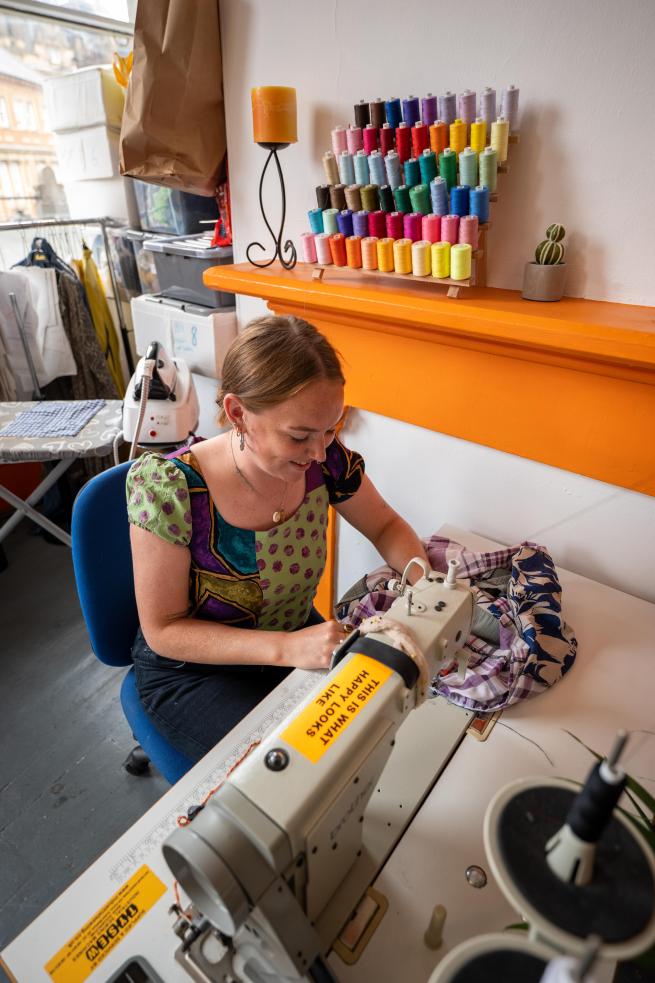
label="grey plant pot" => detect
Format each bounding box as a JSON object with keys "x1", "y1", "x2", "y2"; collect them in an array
[{"x1": 521, "y1": 261, "x2": 567, "y2": 302}]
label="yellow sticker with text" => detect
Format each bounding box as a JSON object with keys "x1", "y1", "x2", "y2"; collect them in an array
[
  {"x1": 281, "y1": 652, "x2": 393, "y2": 763},
  {"x1": 45, "y1": 864, "x2": 167, "y2": 983}
]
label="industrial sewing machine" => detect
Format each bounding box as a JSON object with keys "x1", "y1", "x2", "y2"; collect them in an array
[{"x1": 162, "y1": 557, "x2": 474, "y2": 982}]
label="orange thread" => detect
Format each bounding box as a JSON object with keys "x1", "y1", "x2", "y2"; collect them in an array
[{"x1": 346, "y1": 235, "x2": 362, "y2": 268}]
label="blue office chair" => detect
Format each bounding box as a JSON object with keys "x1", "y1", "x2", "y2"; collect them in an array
[{"x1": 71, "y1": 461, "x2": 193, "y2": 784}]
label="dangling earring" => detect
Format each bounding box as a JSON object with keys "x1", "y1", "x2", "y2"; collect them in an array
[{"x1": 236, "y1": 427, "x2": 245, "y2": 452}]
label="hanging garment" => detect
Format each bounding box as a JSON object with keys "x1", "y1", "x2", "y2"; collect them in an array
[
  {"x1": 72, "y1": 246, "x2": 125, "y2": 396},
  {"x1": 56, "y1": 271, "x2": 119, "y2": 401},
  {"x1": 8, "y1": 267, "x2": 77, "y2": 383},
  {"x1": 0, "y1": 271, "x2": 49, "y2": 399},
  {"x1": 335, "y1": 535, "x2": 577, "y2": 714},
  {"x1": 0, "y1": 314, "x2": 17, "y2": 400}
]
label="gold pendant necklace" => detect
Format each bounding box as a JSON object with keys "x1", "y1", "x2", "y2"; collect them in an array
[{"x1": 231, "y1": 431, "x2": 288, "y2": 524}]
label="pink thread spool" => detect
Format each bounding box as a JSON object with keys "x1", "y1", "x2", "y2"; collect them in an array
[
  {"x1": 331, "y1": 125, "x2": 347, "y2": 157},
  {"x1": 346, "y1": 125, "x2": 363, "y2": 155},
  {"x1": 368, "y1": 210, "x2": 386, "y2": 238},
  {"x1": 422, "y1": 214, "x2": 441, "y2": 243},
  {"x1": 363, "y1": 124, "x2": 379, "y2": 154},
  {"x1": 459, "y1": 214, "x2": 479, "y2": 249},
  {"x1": 300, "y1": 232, "x2": 317, "y2": 263},
  {"x1": 441, "y1": 214, "x2": 460, "y2": 245},
  {"x1": 403, "y1": 212, "x2": 423, "y2": 242},
  {"x1": 315, "y1": 233, "x2": 333, "y2": 265},
  {"x1": 386, "y1": 211, "x2": 404, "y2": 239}
]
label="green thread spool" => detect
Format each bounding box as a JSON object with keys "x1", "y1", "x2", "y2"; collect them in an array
[
  {"x1": 459, "y1": 147, "x2": 478, "y2": 189},
  {"x1": 393, "y1": 184, "x2": 412, "y2": 213},
  {"x1": 535, "y1": 239, "x2": 564, "y2": 264},
  {"x1": 546, "y1": 223, "x2": 565, "y2": 242},
  {"x1": 322, "y1": 208, "x2": 339, "y2": 234},
  {"x1": 439, "y1": 149, "x2": 457, "y2": 191},
  {"x1": 479, "y1": 146, "x2": 498, "y2": 192},
  {"x1": 404, "y1": 157, "x2": 421, "y2": 187},
  {"x1": 419, "y1": 149, "x2": 438, "y2": 185},
  {"x1": 378, "y1": 184, "x2": 394, "y2": 212},
  {"x1": 360, "y1": 184, "x2": 380, "y2": 211},
  {"x1": 409, "y1": 183, "x2": 431, "y2": 215}
]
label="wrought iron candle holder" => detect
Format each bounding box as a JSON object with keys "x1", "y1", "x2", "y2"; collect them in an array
[{"x1": 246, "y1": 141, "x2": 297, "y2": 270}]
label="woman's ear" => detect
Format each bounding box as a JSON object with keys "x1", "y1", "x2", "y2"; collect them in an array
[{"x1": 222, "y1": 393, "x2": 245, "y2": 429}]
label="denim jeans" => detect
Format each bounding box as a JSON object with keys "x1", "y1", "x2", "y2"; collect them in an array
[{"x1": 131, "y1": 608, "x2": 325, "y2": 763}]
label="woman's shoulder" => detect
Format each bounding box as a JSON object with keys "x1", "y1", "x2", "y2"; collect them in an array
[{"x1": 126, "y1": 452, "x2": 193, "y2": 546}]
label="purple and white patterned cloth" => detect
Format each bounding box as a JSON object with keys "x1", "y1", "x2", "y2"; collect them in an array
[{"x1": 335, "y1": 535, "x2": 577, "y2": 714}]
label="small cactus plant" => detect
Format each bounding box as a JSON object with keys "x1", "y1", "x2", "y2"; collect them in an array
[{"x1": 535, "y1": 224, "x2": 566, "y2": 265}]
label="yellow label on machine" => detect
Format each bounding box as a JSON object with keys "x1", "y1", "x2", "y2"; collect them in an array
[
  {"x1": 45, "y1": 865, "x2": 167, "y2": 983},
  {"x1": 281, "y1": 652, "x2": 393, "y2": 763}
]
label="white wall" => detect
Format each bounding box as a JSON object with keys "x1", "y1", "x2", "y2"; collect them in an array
[{"x1": 220, "y1": 0, "x2": 655, "y2": 603}]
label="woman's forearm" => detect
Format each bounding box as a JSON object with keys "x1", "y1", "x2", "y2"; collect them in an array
[
  {"x1": 372, "y1": 513, "x2": 429, "y2": 584},
  {"x1": 143, "y1": 615, "x2": 288, "y2": 667}
]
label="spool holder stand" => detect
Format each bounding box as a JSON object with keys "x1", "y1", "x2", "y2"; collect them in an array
[{"x1": 247, "y1": 142, "x2": 297, "y2": 270}]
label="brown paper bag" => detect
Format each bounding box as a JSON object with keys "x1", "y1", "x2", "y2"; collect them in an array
[{"x1": 119, "y1": 0, "x2": 226, "y2": 197}]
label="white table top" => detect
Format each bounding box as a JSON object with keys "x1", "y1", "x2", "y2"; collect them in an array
[{"x1": 2, "y1": 525, "x2": 653, "y2": 983}]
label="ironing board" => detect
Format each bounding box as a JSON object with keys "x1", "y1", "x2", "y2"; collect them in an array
[{"x1": 0, "y1": 400, "x2": 123, "y2": 547}]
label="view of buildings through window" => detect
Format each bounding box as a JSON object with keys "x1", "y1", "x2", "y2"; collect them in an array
[{"x1": 0, "y1": 8, "x2": 131, "y2": 224}]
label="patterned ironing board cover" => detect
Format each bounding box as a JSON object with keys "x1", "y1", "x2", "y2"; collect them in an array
[{"x1": 0, "y1": 400, "x2": 122, "y2": 463}]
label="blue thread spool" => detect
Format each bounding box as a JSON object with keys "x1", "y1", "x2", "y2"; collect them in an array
[
  {"x1": 450, "y1": 185, "x2": 470, "y2": 217},
  {"x1": 353, "y1": 210, "x2": 370, "y2": 237},
  {"x1": 404, "y1": 157, "x2": 421, "y2": 187},
  {"x1": 323, "y1": 208, "x2": 339, "y2": 234},
  {"x1": 368, "y1": 151, "x2": 386, "y2": 187},
  {"x1": 385, "y1": 97, "x2": 402, "y2": 128},
  {"x1": 384, "y1": 151, "x2": 402, "y2": 189},
  {"x1": 354, "y1": 151, "x2": 370, "y2": 186},
  {"x1": 470, "y1": 185, "x2": 490, "y2": 224},
  {"x1": 337, "y1": 209, "x2": 354, "y2": 237},
  {"x1": 338, "y1": 151, "x2": 355, "y2": 186},
  {"x1": 402, "y1": 95, "x2": 420, "y2": 126},
  {"x1": 429, "y1": 177, "x2": 449, "y2": 216},
  {"x1": 308, "y1": 208, "x2": 324, "y2": 234}
]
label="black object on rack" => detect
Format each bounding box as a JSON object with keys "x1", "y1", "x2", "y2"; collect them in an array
[{"x1": 246, "y1": 144, "x2": 297, "y2": 270}]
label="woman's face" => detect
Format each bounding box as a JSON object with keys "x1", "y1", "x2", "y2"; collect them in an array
[{"x1": 241, "y1": 378, "x2": 345, "y2": 482}]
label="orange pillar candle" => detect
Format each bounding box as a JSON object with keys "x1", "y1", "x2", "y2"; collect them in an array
[{"x1": 251, "y1": 86, "x2": 297, "y2": 146}]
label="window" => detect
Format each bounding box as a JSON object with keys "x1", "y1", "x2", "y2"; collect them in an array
[
  {"x1": 0, "y1": 96, "x2": 9, "y2": 128},
  {"x1": 13, "y1": 98, "x2": 37, "y2": 130}
]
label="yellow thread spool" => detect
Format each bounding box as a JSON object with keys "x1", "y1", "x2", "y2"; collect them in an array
[
  {"x1": 491, "y1": 117, "x2": 509, "y2": 162},
  {"x1": 346, "y1": 235, "x2": 362, "y2": 269},
  {"x1": 411, "y1": 240, "x2": 432, "y2": 277},
  {"x1": 449, "y1": 118, "x2": 466, "y2": 155},
  {"x1": 431, "y1": 241, "x2": 451, "y2": 279},
  {"x1": 361, "y1": 236, "x2": 379, "y2": 271},
  {"x1": 377, "y1": 237, "x2": 395, "y2": 272},
  {"x1": 450, "y1": 242, "x2": 472, "y2": 280},
  {"x1": 470, "y1": 118, "x2": 487, "y2": 154},
  {"x1": 393, "y1": 238, "x2": 412, "y2": 275}
]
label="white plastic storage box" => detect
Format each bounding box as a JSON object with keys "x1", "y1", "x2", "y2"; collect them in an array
[
  {"x1": 131, "y1": 294, "x2": 237, "y2": 379},
  {"x1": 63, "y1": 176, "x2": 139, "y2": 225},
  {"x1": 143, "y1": 234, "x2": 233, "y2": 309},
  {"x1": 133, "y1": 181, "x2": 219, "y2": 235},
  {"x1": 43, "y1": 66, "x2": 125, "y2": 132},
  {"x1": 55, "y1": 125, "x2": 120, "y2": 181}
]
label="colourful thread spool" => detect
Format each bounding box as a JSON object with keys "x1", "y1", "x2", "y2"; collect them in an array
[
  {"x1": 386, "y1": 211, "x2": 404, "y2": 239},
  {"x1": 404, "y1": 157, "x2": 421, "y2": 188},
  {"x1": 441, "y1": 214, "x2": 460, "y2": 245},
  {"x1": 479, "y1": 146, "x2": 498, "y2": 192},
  {"x1": 368, "y1": 150, "x2": 386, "y2": 187},
  {"x1": 411, "y1": 122, "x2": 429, "y2": 158},
  {"x1": 354, "y1": 100, "x2": 370, "y2": 128},
  {"x1": 458, "y1": 89, "x2": 476, "y2": 127},
  {"x1": 393, "y1": 184, "x2": 411, "y2": 213},
  {"x1": 369, "y1": 99, "x2": 386, "y2": 128},
  {"x1": 449, "y1": 118, "x2": 467, "y2": 155},
  {"x1": 395, "y1": 123, "x2": 411, "y2": 163},
  {"x1": 411, "y1": 239, "x2": 432, "y2": 277},
  {"x1": 316, "y1": 185, "x2": 331, "y2": 210},
  {"x1": 379, "y1": 123, "x2": 395, "y2": 156},
  {"x1": 378, "y1": 185, "x2": 394, "y2": 212},
  {"x1": 344, "y1": 184, "x2": 362, "y2": 212},
  {"x1": 361, "y1": 236, "x2": 379, "y2": 270},
  {"x1": 338, "y1": 151, "x2": 355, "y2": 186},
  {"x1": 429, "y1": 177, "x2": 449, "y2": 216},
  {"x1": 315, "y1": 233, "x2": 333, "y2": 265},
  {"x1": 500, "y1": 85, "x2": 520, "y2": 132},
  {"x1": 337, "y1": 209, "x2": 354, "y2": 237},
  {"x1": 354, "y1": 150, "x2": 370, "y2": 186},
  {"x1": 459, "y1": 214, "x2": 479, "y2": 249},
  {"x1": 322, "y1": 208, "x2": 339, "y2": 235},
  {"x1": 422, "y1": 213, "x2": 441, "y2": 243},
  {"x1": 300, "y1": 232, "x2": 316, "y2": 263},
  {"x1": 470, "y1": 186, "x2": 490, "y2": 224},
  {"x1": 353, "y1": 210, "x2": 370, "y2": 237},
  {"x1": 308, "y1": 208, "x2": 324, "y2": 233},
  {"x1": 421, "y1": 93, "x2": 438, "y2": 127},
  {"x1": 360, "y1": 184, "x2": 379, "y2": 211},
  {"x1": 329, "y1": 184, "x2": 346, "y2": 210},
  {"x1": 403, "y1": 212, "x2": 423, "y2": 242},
  {"x1": 431, "y1": 240, "x2": 450, "y2": 278},
  {"x1": 322, "y1": 151, "x2": 339, "y2": 185},
  {"x1": 384, "y1": 150, "x2": 402, "y2": 190},
  {"x1": 429, "y1": 121, "x2": 448, "y2": 155},
  {"x1": 346, "y1": 125, "x2": 363, "y2": 155},
  {"x1": 479, "y1": 87, "x2": 496, "y2": 129},
  {"x1": 438, "y1": 91, "x2": 456, "y2": 125},
  {"x1": 439, "y1": 149, "x2": 457, "y2": 190},
  {"x1": 450, "y1": 242, "x2": 472, "y2": 280},
  {"x1": 419, "y1": 149, "x2": 438, "y2": 185},
  {"x1": 470, "y1": 118, "x2": 487, "y2": 154},
  {"x1": 368, "y1": 210, "x2": 386, "y2": 238},
  {"x1": 459, "y1": 147, "x2": 478, "y2": 189},
  {"x1": 450, "y1": 185, "x2": 470, "y2": 217},
  {"x1": 363, "y1": 124, "x2": 379, "y2": 154},
  {"x1": 393, "y1": 238, "x2": 412, "y2": 274},
  {"x1": 377, "y1": 237, "x2": 395, "y2": 272},
  {"x1": 409, "y1": 183, "x2": 431, "y2": 215},
  {"x1": 346, "y1": 235, "x2": 362, "y2": 268},
  {"x1": 329, "y1": 233, "x2": 347, "y2": 266},
  {"x1": 402, "y1": 95, "x2": 420, "y2": 126},
  {"x1": 491, "y1": 117, "x2": 509, "y2": 162},
  {"x1": 385, "y1": 97, "x2": 402, "y2": 128},
  {"x1": 331, "y1": 125, "x2": 347, "y2": 157}
]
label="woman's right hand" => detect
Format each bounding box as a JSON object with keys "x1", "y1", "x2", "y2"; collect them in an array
[{"x1": 282, "y1": 620, "x2": 350, "y2": 670}]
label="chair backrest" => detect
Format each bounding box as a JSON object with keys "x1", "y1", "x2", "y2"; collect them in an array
[{"x1": 72, "y1": 461, "x2": 138, "y2": 667}]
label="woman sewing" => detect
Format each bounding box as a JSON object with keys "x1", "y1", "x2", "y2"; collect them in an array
[{"x1": 127, "y1": 315, "x2": 427, "y2": 762}]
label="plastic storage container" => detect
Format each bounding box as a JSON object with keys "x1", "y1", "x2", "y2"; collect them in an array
[
  {"x1": 143, "y1": 234, "x2": 233, "y2": 308},
  {"x1": 133, "y1": 181, "x2": 219, "y2": 235}
]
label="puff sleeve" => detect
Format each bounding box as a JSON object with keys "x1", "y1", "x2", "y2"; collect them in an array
[
  {"x1": 126, "y1": 453, "x2": 192, "y2": 546},
  {"x1": 321, "y1": 435, "x2": 365, "y2": 505}
]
